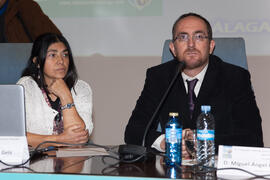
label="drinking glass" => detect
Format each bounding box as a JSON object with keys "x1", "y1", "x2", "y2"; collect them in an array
[{"x1": 184, "y1": 129, "x2": 197, "y2": 164}]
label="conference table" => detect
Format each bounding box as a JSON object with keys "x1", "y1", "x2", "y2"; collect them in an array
[{"x1": 0, "y1": 146, "x2": 234, "y2": 180}]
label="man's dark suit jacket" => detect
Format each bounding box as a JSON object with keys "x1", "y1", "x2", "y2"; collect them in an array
[{"x1": 125, "y1": 55, "x2": 263, "y2": 151}]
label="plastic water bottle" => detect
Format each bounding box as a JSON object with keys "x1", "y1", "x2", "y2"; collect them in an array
[
  {"x1": 166, "y1": 166, "x2": 181, "y2": 179},
  {"x1": 196, "y1": 105, "x2": 215, "y2": 168},
  {"x1": 165, "y1": 112, "x2": 182, "y2": 166}
]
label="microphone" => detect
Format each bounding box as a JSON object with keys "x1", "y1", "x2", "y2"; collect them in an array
[
  {"x1": 141, "y1": 61, "x2": 185, "y2": 147},
  {"x1": 119, "y1": 61, "x2": 185, "y2": 162}
]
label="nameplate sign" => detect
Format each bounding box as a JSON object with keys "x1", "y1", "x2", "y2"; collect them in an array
[
  {"x1": 217, "y1": 145, "x2": 270, "y2": 178},
  {"x1": 0, "y1": 136, "x2": 29, "y2": 165}
]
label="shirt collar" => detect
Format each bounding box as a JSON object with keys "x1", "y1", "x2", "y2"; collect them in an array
[{"x1": 181, "y1": 63, "x2": 209, "y2": 83}]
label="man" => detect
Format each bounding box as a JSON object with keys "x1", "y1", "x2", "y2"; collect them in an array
[
  {"x1": 124, "y1": 13, "x2": 263, "y2": 155},
  {"x1": 0, "y1": 0, "x2": 61, "y2": 42}
]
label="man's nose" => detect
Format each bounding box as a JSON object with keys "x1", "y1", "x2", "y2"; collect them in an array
[{"x1": 187, "y1": 36, "x2": 195, "y2": 47}]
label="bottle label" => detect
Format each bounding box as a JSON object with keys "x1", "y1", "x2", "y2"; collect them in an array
[
  {"x1": 165, "y1": 128, "x2": 182, "y2": 143},
  {"x1": 197, "y1": 129, "x2": 214, "y2": 141}
]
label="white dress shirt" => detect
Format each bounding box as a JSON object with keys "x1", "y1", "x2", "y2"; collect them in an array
[{"x1": 151, "y1": 64, "x2": 209, "y2": 152}]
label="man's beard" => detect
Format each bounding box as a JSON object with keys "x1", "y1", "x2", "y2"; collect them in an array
[{"x1": 181, "y1": 48, "x2": 205, "y2": 69}]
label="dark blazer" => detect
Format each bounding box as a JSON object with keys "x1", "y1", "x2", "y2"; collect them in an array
[
  {"x1": 4, "y1": 0, "x2": 61, "y2": 42},
  {"x1": 124, "y1": 55, "x2": 264, "y2": 151}
]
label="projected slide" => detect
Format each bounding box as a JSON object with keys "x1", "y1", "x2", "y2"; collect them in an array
[
  {"x1": 35, "y1": 0, "x2": 270, "y2": 56},
  {"x1": 35, "y1": 0, "x2": 162, "y2": 17}
]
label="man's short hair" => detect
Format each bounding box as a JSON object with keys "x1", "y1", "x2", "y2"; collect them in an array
[{"x1": 172, "y1": 12, "x2": 213, "y2": 41}]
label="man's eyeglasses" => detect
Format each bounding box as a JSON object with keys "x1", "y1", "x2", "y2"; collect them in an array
[{"x1": 173, "y1": 33, "x2": 209, "y2": 42}]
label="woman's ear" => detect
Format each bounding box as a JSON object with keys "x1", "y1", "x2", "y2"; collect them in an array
[
  {"x1": 32, "y1": 57, "x2": 37, "y2": 64},
  {"x1": 32, "y1": 57, "x2": 40, "y2": 68}
]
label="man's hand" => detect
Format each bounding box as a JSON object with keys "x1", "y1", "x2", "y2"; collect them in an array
[
  {"x1": 182, "y1": 128, "x2": 191, "y2": 159},
  {"x1": 160, "y1": 129, "x2": 191, "y2": 159}
]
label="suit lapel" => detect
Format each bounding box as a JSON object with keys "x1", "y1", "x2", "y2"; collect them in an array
[
  {"x1": 193, "y1": 56, "x2": 221, "y2": 127},
  {"x1": 163, "y1": 64, "x2": 190, "y2": 129}
]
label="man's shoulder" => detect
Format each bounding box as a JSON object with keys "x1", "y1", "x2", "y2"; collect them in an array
[
  {"x1": 13, "y1": 0, "x2": 41, "y2": 14},
  {"x1": 16, "y1": 0, "x2": 38, "y2": 6},
  {"x1": 209, "y1": 55, "x2": 251, "y2": 90},
  {"x1": 210, "y1": 55, "x2": 249, "y2": 76}
]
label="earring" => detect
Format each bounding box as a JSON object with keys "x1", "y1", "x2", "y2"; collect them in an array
[{"x1": 37, "y1": 64, "x2": 40, "y2": 80}]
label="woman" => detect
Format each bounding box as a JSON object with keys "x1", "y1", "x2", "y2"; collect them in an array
[{"x1": 17, "y1": 33, "x2": 93, "y2": 147}]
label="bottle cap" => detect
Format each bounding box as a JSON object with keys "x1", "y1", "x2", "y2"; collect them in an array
[
  {"x1": 201, "y1": 105, "x2": 211, "y2": 113},
  {"x1": 169, "y1": 112, "x2": 179, "y2": 117}
]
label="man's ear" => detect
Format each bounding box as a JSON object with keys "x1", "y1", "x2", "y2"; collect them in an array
[
  {"x1": 169, "y1": 41, "x2": 176, "y2": 57},
  {"x1": 209, "y1": 40, "x2": 215, "y2": 54}
]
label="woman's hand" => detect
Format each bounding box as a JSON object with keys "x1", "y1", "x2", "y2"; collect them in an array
[
  {"x1": 47, "y1": 79, "x2": 89, "y2": 144},
  {"x1": 58, "y1": 125, "x2": 89, "y2": 144},
  {"x1": 47, "y1": 79, "x2": 72, "y2": 103}
]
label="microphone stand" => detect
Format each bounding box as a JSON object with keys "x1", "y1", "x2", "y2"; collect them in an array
[
  {"x1": 142, "y1": 61, "x2": 185, "y2": 147},
  {"x1": 119, "y1": 61, "x2": 185, "y2": 162}
]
